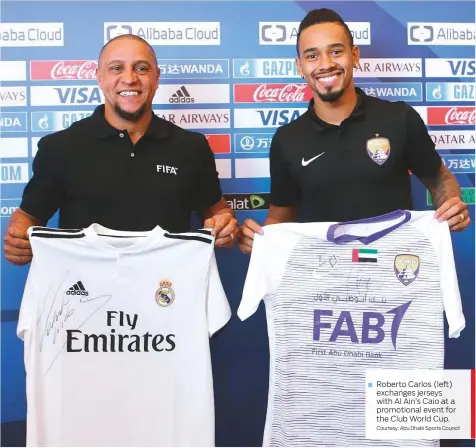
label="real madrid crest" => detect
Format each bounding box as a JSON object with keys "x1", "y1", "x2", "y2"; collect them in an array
[
  {"x1": 367, "y1": 134, "x2": 391, "y2": 165},
  {"x1": 155, "y1": 279, "x2": 175, "y2": 307},
  {"x1": 394, "y1": 254, "x2": 420, "y2": 286}
]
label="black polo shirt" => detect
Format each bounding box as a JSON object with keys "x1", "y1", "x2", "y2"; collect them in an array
[
  {"x1": 20, "y1": 105, "x2": 223, "y2": 232},
  {"x1": 269, "y1": 88, "x2": 442, "y2": 222}
]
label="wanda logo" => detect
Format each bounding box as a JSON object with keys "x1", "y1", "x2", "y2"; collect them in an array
[
  {"x1": 253, "y1": 84, "x2": 308, "y2": 102},
  {"x1": 445, "y1": 107, "x2": 476, "y2": 125},
  {"x1": 51, "y1": 61, "x2": 98, "y2": 80}
]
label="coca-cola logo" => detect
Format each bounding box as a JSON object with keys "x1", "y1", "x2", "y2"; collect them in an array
[
  {"x1": 445, "y1": 107, "x2": 476, "y2": 125},
  {"x1": 51, "y1": 61, "x2": 98, "y2": 80},
  {"x1": 253, "y1": 84, "x2": 308, "y2": 102}
]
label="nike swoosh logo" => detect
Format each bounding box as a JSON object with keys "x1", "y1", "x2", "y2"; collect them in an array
[{"x1": 302, "y1": 152, "x2": 325, "y2": 167}]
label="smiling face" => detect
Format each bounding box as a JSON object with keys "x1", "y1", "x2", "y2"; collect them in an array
[
  {"x1": 96, "y1": 37, "x2": 159, "y2": 122},
  {"x1": 296, "y1": 22, "x2": 359, "y2": 103}
]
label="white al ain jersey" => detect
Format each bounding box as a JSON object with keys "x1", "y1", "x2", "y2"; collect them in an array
[
  {"x1": 17, "y1": 224, "x2": 231, "y2": 447},
  {"x1": 238, "y1": 210, "x2": 465, "y2": 447}
]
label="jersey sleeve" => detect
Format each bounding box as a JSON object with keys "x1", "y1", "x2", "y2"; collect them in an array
[
  {"x1": 237, "y1": 226, "x2": 301, "y2": 321},
  {"x1": 410, "y1": 212, "x2": 465, "y2": 338},
  {"x1": 17, "y1": 231, "x2": 43, "y2": 342},
  {"x1": 205, "y1": 250, "x2": 231, "y2": 337}
]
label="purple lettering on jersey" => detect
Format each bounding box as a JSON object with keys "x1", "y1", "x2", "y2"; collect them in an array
[{"x1": 313, "y1": 301, "x2": 412, "y2": 349}]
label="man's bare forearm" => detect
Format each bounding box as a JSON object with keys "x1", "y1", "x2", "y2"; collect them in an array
[
  {"x1": 10, "y1": 208, "x2": 42, "y2": 232},
  {"x1": 420, "y1": 164, "x2": 461, "y2": 209},
  {"x1": 200, "y1": 197, "x2": 234, "y2": 221}
]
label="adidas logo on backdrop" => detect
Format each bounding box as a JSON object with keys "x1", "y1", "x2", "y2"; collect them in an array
[{"x1": 169, "y1": 86, "x2": 195, "y2": 103}]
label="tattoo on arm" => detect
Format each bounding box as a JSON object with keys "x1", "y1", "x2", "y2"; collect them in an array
[{"x1": 420, "y1": 165, "x2": 461, "y2": 209}]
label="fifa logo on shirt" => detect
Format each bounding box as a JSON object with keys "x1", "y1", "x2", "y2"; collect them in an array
[
  {"x1": 313, "y1": 301, "x2": 412, "y2": 350},
  {"x1": 157, "y1": 165, "x2": 178, "y2": 175}
]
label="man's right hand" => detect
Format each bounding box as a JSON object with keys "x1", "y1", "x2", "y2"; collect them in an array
[
  {"x1": 238, "y1": 205, "x2": 299, "y2": 254},
  {"x1": 238, "y1": 218, "x2": 264, "y2": 254},
  {"x1": 3, "y1": 209, "x2": 39, "y2": 265}
]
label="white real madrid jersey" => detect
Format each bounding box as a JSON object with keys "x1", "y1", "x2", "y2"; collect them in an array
[
  {"x1": 17, "y1": 224, "x2": 231, "y2": 447},
  {"x1": 238, "y1": 210, "x2": 465, "y2": 447}
]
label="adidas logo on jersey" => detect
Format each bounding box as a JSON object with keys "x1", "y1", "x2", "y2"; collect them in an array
[
  {"x1": 169, "y1": 86, "x2": 195, "y2": 103},
  {"x1": 66, "y1": 281, "x2": 89, "y2": 296}
]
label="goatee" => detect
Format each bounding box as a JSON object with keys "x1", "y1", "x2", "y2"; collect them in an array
[
  {"x1": 114, "y1": 104, "x2": 147, "y2": 122},
  {"x1": 316, "y1": 88, "x2": 345, "y2": 103}
]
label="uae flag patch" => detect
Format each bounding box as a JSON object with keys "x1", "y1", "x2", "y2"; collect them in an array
[{"x1": 352, "y1": 248, "x2": 377, "y2": 263}]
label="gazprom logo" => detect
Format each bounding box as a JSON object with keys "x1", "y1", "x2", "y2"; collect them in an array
[{"x1": 426, "y1": 82, "x2": 475, "y2": 102}]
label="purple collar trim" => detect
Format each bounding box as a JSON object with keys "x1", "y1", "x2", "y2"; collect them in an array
[{"x1": 326, "y1": 210, "x2": 411, "y2": 245}]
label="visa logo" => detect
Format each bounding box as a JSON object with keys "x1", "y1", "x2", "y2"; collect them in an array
[
  {"x1": 55, "y1": 87, "x2": 102, "y2": 104},
  {"x1": 259, "y1": 109, "x2": 302, "y2": 126},
  {"x1": 425, "y1": 59, "x2": 476, "y2": 78},
  {"x1": 449, "y1": 60, "x2": 475, "y2": 76},
  {"x1": 234, "y1": 108, "x2": 306, "y2": 128}
]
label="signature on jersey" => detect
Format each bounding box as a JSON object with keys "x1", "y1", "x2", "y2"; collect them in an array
[
  {"x1": 312, "y1": 254, "x2": 339, "y2": 279},
  {"x1": 38, "y1": 275, "x2": 111, "y2": 375},
  {"x1": 313, "y1": 268, "x2": 386, "y2": 304}
]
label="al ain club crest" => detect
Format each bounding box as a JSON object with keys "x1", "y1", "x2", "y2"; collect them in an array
[
  {"x1": 394, "y1": 254, "x2": 420, "y2": 286},
  {"x1": 367, "y1": 134, "x2": 391, "y2": 165}
]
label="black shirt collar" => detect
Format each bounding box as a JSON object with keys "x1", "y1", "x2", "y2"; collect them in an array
[
  {"x1": 306, "y1": 87, "x2": 366, "y2": 132},
  {"x1": 90, "y1": 104, "x2": 169, "y2": 140}
]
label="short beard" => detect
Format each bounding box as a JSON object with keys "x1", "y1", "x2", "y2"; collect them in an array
[
  {"x1": 114, "y1": 103, "x2": 147, "y2": 122},
  {"x1": 316, "y1": 87, "x2": 345, "y2": 103}
]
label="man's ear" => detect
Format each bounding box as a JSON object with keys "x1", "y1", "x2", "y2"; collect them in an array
[
  {"x1": 352, "y1": 45, "x2": 360, "y2": 68},
  {"x1": 296, "y1": 57, "x2": 304, "y2": 79},
  {"x1": 96, "y1": 66, "x2": 103, "y2": 87}
]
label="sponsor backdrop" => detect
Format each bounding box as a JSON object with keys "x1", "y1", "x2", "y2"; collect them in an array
[{"x1": 1, "y1": 1, "x2": 475, "y2": 446}]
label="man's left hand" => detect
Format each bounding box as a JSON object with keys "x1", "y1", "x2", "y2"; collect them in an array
[
  {"x1": 435, "y1": 197, "x2": 471, "y2": 231},
  {"x1": 204, "y1": 212, "x2": 238, "y2": 248}
]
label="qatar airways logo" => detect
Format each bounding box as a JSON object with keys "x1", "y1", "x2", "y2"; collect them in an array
[
  {"x1": 426, "y1": 106, "x2": 476, "y2": 126},
  {"x1": 234, "y1": 83, "x2": 311, "y2": 103},
  {"x1": 30, "y1": 60, "x2": 98, "y2": 81}
]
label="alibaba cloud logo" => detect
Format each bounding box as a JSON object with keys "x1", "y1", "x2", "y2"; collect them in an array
[
  {"x1": 409, "y1": 25, "x2": 434, "y2": 43},
  {"x1": 105, "y1": 25, "x2": 133, "y2": 42},
  {"x1": 261, "y1": 24, "x2": 286, "y2": 43}
]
